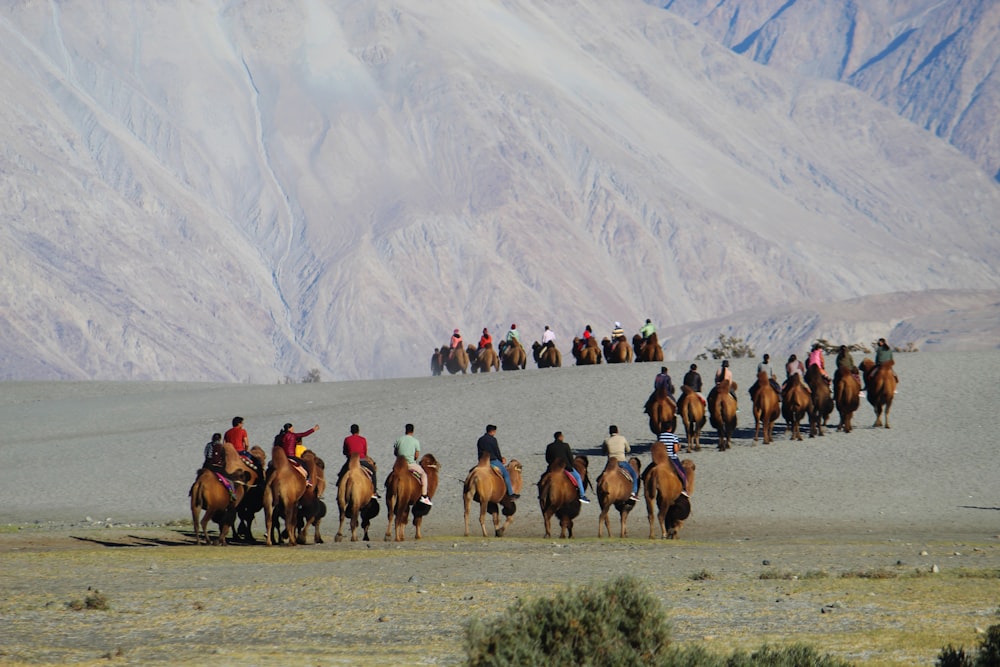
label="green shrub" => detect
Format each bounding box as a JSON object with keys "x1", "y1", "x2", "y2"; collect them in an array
[
  {"x1": 463, "y1": 575, "x2": 672, "y2": 667},
  {"x1": 937, "y1": 624, "x2": 1000, "y2": 667},
  {"x1": 723, "y1": 644, "x2": 854, "y2": 667}
]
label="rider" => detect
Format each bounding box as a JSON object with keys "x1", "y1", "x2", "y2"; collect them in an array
[
  {"x1": 657, "y1": 422, "x2": 689, "y2": 496},
  {"x1": 807, "y1": 343, "x2": 831, "y2": 384},
  {"x1": 223, "y1": 416, "x2": 249, "y2": 453},
  {"x1": 393, "y1": 423, "x2": 432, "y2": 505},
  {"x1": 654, "y1": 366, "x2": 675, "y2": 400},
  {"x1": 476, "y1": 424, "x2": 519, "y2": 500},
  {"x1": 611, "y1": 321, "x2": 626, "y2": 342},
  {"x1": 499, "y1": 323, "x2": 520, "y2": 356},
  {"x1": 339, "y1": 423, "x2": 379, "y2": 499},
  {"x1": 577, "y1": 324, "x2": 594, "y2": 353},
  {"x1": 541, "y1": 325, "x2": 556, "y2": 348},
  {"x1": 478, "y1": 327, "x2": 492, "y2": 349},
  {"x1": 602, "y1": 425, "x2": 640, "y2": 502},
  {"x1": 749, "y1": 354, "x2": 782, "y2": 399},
  {"x1": 714, "y1": 359, "x2": 738, "y2": 401},
  {"x1": 639, "y1": 318, "x2": 655, "y2": 340},
  {"x1": 872, "y1": 337, "x2": 899, "y2": 383},
  {"x1": 836, "y1": 345, "x2": 864, "y2": 395},
  {"x1": 450, "y1": 329, "x2": 463, "y2": 351},
  {"x1": 203, "y1": 433, "x2": 226, "y2": 473},
  {"x1": 277, "y1": 423, "x2": 320, "y2": 486},
  {"x1": 784, "y1": 354, "x2": 809, "y2": 393},
  {"x1": 545, "y1": 432, "x2": 590, "y2": 503},
  {"x1": 682, "y1": 363, "x2": 706, "y2": 405}
]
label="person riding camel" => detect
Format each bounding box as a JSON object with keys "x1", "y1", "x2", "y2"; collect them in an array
[
  {"x1": 835, "y1": 345, "x2": 863, "y2": 395},
  {"x1": 576, "y1": 324, "x2": 594, "y2": 354},
  {"x1": 602, "y1": 425, "x2": 640, "y2": 502},
  {"x1": 541, "y1": 325, "x2": 556, "y2": 348},
  {"x1": 394, "y1": 423, "x2": 432, "y2": 506},
  {"x1": 476, "y1": 424, "x2": 519, "y2": 500},
  {"x1": 871, "y1": 337, "x2": 899, "y2": 384},
  {"x1": 478, "y1": 327, "x2": 492, "y2": 350},
  {"x1": 611, "y1": 321, "x2": 625, "y2": 343},
  {"x1": 203, "y1": 433, "x2": 226, "y2": 474},
  {"x1": 339, "y1": 423, "x2": 379, "y2": 500},
  {"x1": 683, "y1": 363, "x2": 707, "y2": 406},
  {"x1": 807, "y1": 343, "x2": 832, "y2": 385},
  {"x1": 749, "y1": 354, "x2": 782, "y2": 399},
  {"x1": 784, "y1": 354, "x2": 810, "y2": 393},
  {"x1": 224, "y1": 416, "x2": 249, "y2": 453},
  {"x1": 277, "y1": 422, "x2": 320, "y2": 487},
  {"x1": 657, "y1": 423, "x2": 689, "y2": 496},
  {"x1": 640, "y1": 318, "x2": 655, "y2": 340},
  {"x1": 545, "y1": 432, "x2": 590, "y2": 503},
  {"x1": 714, "y1": 359, "x2": 738, "y2": 401},
  {"x1": 450, "y1": 329, "x2": 463, "y2": 350}
]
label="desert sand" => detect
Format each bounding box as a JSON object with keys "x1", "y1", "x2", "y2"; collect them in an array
[{"x1": 1, "y1": 350, "x2": 998, "y2": 665}]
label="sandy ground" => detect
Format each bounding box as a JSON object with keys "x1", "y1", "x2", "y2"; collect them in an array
[{"x1": 1, "y1": 350, "x2": 999, "y2": 665}]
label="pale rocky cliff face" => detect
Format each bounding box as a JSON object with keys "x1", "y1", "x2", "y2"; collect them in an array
[
  {"x1": 657, "y1": 0, "x2": 1000, "y2": 182},
  {"x1": 2, "y1": 1, "x2": 998, "y2": 382}
]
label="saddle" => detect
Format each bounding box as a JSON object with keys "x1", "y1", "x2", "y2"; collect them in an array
[
  {"x1": 562, "y1": 468, "x2": 580, "y2": 490},
  {"x1": 214, "y1": 472, "x2": 237, "y2": 501},
  {"x1": 490, "y1": 463, "x2": 506, "y2": 479},
  {"x1": 617, "y1": 465, "x2": 636, "y2": 482}
]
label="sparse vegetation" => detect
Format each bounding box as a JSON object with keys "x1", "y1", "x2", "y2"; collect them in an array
[
  {"x1": 301, "y1": 368, "x2": 322, "y2": 383},
  {"x1": 67, "y1": 588, "x2": 109, "y2": 611},
  {"x1": 690, "y1": 569, "x2": 715, "y2": 581},
  {"x1": 697, "y1": 334, "x2": 755, "y2": 360},
  {"x1": 813, "y1": 339, "x2": 869, "y2": 354},
  {"x1": 937, "y1": 623, "x2": 1000, "y2": 667}
]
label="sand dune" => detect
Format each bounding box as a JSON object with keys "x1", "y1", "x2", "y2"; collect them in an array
[{"x1": 1, "y1": 350, "x2": 997, "y2": 540}]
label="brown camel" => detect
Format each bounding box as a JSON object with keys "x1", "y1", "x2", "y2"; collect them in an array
[
  {"x1": 834, "y1": 367, "x2": 861, "y2": 433},
  {"x1": 860, "y1": 358, "x2": 897, "y2": 428},
  {"x1": 752, "y1": 370, "x2": 781, "y2": 445},
  {"x1": 335, "y1": 454, "x2": 380, "y2": 542},
  {"x1": 782, "y1": 374, "x2": 811, "y2": 441},
  {"x1": 234, "y1": 446, "x2": 268, "y2": 543},
  {"x1": 596, "y1": 456, "x2": 642, "y2": 538},
  {"x1": 632, "y1": 332, "x2": 664, "y2": 362},
  {"x1": 571, "y1": 337, "x2": 602, "y2": 365},
  {"x1": 806, "y1": 363, "x2": 834, "y2": 438},
  {"x1": 531, "y1": 341, "x2": 562, "y2": 368},
  {"x1": 601, "y1": 337, "x2": 633, "y2": 363},
  {"x1": 500, "y1": 339, "x2": 527, "y2": 370},
  {"x1": 468, "y1": 343, "x2": 500, "y2": 373},
  {"x1": 642, "y1": 442, "x2": 695, "y2": 539},
  {"x1": 677, "y1": 386, "x2": 706, "y2": 452},
  {"x1": 708, "y1": 380, "x2": 738, "y2": 451},
  {"x1": 463, "y1": 453, "x2": 523, "y2": 537},
  {"x1": 538, "y1": 455, "x2": 590, "y2": 538},
  {"x1": 190, "y1": 466, "x2": 254, "y2": 545},
  {"x1": 644, "y1": 385, "x2": 677, "y2": 435},
  {"x1": 442, "y1": 344, "x2": 469, "y2": 375},
  {"x1": 383, "y1": 454, "x2": 439, "y2": 542},
  {"x1": 295, "y1": 453, "x2": 326, "y2": 544},
  {"x1": 263, "y1": 445, "x2": 311, "y2": 546}
]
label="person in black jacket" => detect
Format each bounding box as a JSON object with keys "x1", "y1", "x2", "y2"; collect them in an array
[
  {"x1": 476, "y1": 425, "x2": 519, "y2": 500},
  {"x1": 544, "y1": 432, "x2": 589, "y2": 503}
]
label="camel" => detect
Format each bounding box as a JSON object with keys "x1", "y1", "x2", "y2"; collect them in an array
[
  {"x1": 295, "y1": 453, "x2": 326, "y2": 544},
  {"x1": 632, "y1": 332, "x2": 664, "y2": 362},
  {"x1": 190, "y1": 466, "x2": 254, "y2": 545},
  {"x1": 462, "y1": 453, "x2": 523, "y2": 537},
  {"x1": 335, "y1": 454, "x2": 380, "y2": 542},
  {"x1": 263, "y1": 445, "x2": 312, "y2": 546},
  {"x1": 782, "y1": 374, "x2": 811, "y2": 441},
  {"x1": 752, "y1": 370, "x2": 781, "y2": 445},
  {"x1": 596, "y1": 456, "x2": 642, "y2": 538},
  {"x1": 442, "y1": 344, "x2": 469, "y2": 375},
  {"x1": 642, "y1": 442, "x2": 695, "y2": 539},
  {"x1": 707, "y1": 380, "x2": 738, "y2": 451},
  {"x1": 644, "y1": 385, "x2": 677, "y2": 436},
  {"x1": 538, "y1": 455, "x2": 590, "y2": 538},
  {"x1": 430, "y1": 348, "x2": 444, "y2": 376},
  {"x1": 677, "y1": 386, "x2": 706, "y2": 452},
  {"x1": 860, "y1": 358, "x2": 897, "y2": 428},
  {"x1": 233, "y1": 446, "x2": 268, "y2": 543},
  {"x1": 383, "y1": 454, "x2": 439, "y2": 542},
  {"x1": 531, "y1": 341, "x2": 562, "y2": 368},
  {"x1": 834, "y1": 367, "x2": 862, "y2": 433},
  {"x1": 571, "y1": 337, "x2": 602, "y2": 365},
  {"x1": 468, "y1": 343, "x2": 500, "y2": 373},
  {"x1": 806, "y1": 363, "x2": 834, "y2": 438},
  {"x1": 601, "y1": 337, "x2": 633, "y2": 363},
  {"x1": 500, "y1": 339, "x2": 527, "y2": 370}
]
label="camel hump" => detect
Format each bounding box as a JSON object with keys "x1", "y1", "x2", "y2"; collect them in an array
[{"x1": 650, "y1": 441, "x2": 668, "y2": 464}]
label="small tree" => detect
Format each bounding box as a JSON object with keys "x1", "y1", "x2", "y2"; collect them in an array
[
  {"x1": 703, "y1": 334, "x2": 755, "y2": 359},
  {"x1": 301, "y1": 368, "x2": 322, "y2": 383}
]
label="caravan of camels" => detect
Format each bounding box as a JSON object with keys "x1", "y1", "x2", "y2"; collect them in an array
[{"x1": 190, "y1": 323, "x2": 898, "y2": 546}]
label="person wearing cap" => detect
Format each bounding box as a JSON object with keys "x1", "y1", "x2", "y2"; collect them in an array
[
  {"x1": 602, "y1": 425, "x2": 640, "y2": 502},
  {"x1": 450, "y1": 328, "x2": 463, "y2": 350},
  {"x1": 640, "y1": 318, "x2": 655, "y2": 340},
  {"x1": 500, "y1": 323, "x2": 520, "y2": 356},
  {"x1": 807, "y1": 343, "x2": 831, "y2": 384},
  {"x1": 611, "y1": 321, "x2": 625, "y2": 342},
  {"x1": 476, "y1": 425, "x2": 518, "y2": 500}
]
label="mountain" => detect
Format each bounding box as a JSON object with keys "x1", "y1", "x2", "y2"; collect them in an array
[
  {"x1": 1, "y1": 1, "x2": 998, "y2": 382},
  {"x1": 657, "y1": 0, "x2": 1000, "y2": 182}
]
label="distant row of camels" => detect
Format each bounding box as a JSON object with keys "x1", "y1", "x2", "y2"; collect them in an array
[{"x1": 431, "y1": 332, "x2": 664, "y2": 375}]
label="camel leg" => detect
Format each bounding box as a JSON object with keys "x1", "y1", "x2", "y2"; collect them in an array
[
  {"x1": 646, "y1": 497, "x2": 656, "y2": 539},
  {"x1": 414, "y1": 515, "x2": 423, "y2": 541},
  {"x1": 498, "y1": 513, "x2": 514, "y2": 537},
  {"x1": 543, "y1": 511, "x2": 553, "y2": 538},
  {"x1": 598, "y1": 507, "x2": 609, "y2": 538},
  {"x1": 191, "y1": 503, "x2": 203, "y2": 545},
  {"x1": 620, "y1": 509, "x2": 629, "y2": 539},
  {"x1": 463, "y1": 494, "x2": 472, "y2": 537},
  {"x1": 883, "y1": 404, "x2": 891, "y2": 429},
  {"x1": 284, "y1": 506, "x2": 298, "y2": 546},
  {"x1": 335, "y1": 509, "x2": 347, "y2": 542}
]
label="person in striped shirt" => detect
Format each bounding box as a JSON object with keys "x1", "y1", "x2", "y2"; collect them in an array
[{"x1": 657, "y1": 423, "x2": 689, "y2": 496}]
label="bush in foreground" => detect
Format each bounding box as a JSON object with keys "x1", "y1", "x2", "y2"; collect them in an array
[
  {"x1": 463, "y1": 576, "x2": 855, "y2": 667},
  {"x1": 938, "y1": 624, "x2": 1000, "y2": 667}
]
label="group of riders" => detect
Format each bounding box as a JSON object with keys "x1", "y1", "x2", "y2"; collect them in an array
[{"x1": 441, "y1": 318, "x2": 659, "y2": 362}]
